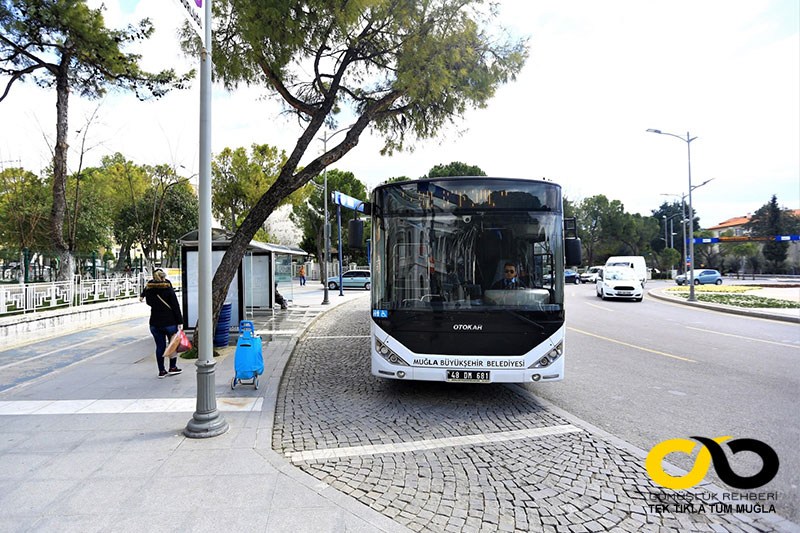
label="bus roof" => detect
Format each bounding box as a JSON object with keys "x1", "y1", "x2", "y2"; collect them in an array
[{"x1": 372, "y1": 176, "x2": 562, "y2": 194}]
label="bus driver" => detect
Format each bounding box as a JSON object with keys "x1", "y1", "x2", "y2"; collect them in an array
[{"x1": 491, "y1": 262, "x2": 528, "y2": 290}]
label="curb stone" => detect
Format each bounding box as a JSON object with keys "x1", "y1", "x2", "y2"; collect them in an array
[{"x1": 647, "y1": 288, "x2": 800, "y2": 324}]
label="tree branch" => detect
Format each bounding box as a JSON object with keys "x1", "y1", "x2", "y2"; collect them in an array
[
  {"x1": 256, "y1": 56, "x2": 317, "y2": 116},
  {"x1": 0, "y1": 63, "x2": 46, "y2": 102}
]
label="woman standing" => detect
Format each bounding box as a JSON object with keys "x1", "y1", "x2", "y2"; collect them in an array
[{"x1": 141, "y1": 269, "x2": 183, "y2": 378}]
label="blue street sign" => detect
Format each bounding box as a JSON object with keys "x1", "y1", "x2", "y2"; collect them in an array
[{"x1": 333, "y1": 191, "x2": 366, "y2": 212}]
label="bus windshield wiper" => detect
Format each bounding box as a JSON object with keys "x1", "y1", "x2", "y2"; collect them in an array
[{"x1": 502, "y1": 308, "x2": 545, "y2": 331}]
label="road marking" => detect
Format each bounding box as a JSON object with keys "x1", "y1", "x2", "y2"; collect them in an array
[
  {"x1": 585, "y1": 302, "x2": 614, "y2": 312},
  {"x1": 287, "y1": 424, "x2": 581, "y2": 463},
  {"x1": 256, "y1": 329, "x2": 300, "y2": 335},
  {"x1": 306, "y1": 335, "x2": 370, "y2": 339},
  {"x1": 0, "y1": 338, "x2": 147, "y2": 395},
  {"x1": 685, "y1": 326, "x2": 800, "y2": 349},
  {"x1": 0, "y1": 397, "x2": 262, "y2": 415},
  {"x1": 0, "y1": 323, "x2": 149, "y2": 371},
  {"x1": 567, "y1": 327, "x2": 697, "y2": 363},
  {"x1": 0, "y1": 338, "x2": 99, "y2": 371}
]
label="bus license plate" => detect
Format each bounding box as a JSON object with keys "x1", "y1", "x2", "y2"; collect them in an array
[{"x1": 446, "y1": 370, "x2": 490, "y2": 382}]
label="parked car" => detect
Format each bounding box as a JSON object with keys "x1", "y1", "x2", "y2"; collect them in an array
[
  {"x1": 675, "y1": 269, "x2": 722, "y2": 286},
  {"x1": 596, "y1": 268, "x2": 643, "y2": 301},
  {"x1": 580, "y1": 266, "x2": 603, "y2": 283},
  {"x1": 327, "y1": 269, "x2": 371, "y2": 290},
  {"x1": 564, "y1": 269, "x2": 581, "y2": 284}
]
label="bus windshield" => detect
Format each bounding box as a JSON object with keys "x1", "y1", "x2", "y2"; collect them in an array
[{"x1": 372, "y1": 179, "x2": 564, "y2": 313}]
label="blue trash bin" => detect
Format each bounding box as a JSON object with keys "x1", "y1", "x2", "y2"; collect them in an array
[{"x1": 213, "y1": 301, "x2": 232, "y2": 347}]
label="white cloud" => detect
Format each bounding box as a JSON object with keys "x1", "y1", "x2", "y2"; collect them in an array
[{"x1": 1, "y1": 0, "x2": 797, "y2": 230}]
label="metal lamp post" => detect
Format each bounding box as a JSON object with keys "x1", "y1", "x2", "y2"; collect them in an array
[
  {"x1": 185, "y1": 0, "x2": 228, "y2": 439},
  {"x1": 318, "y1": 125, "x2": 353, "y2": 305},
  {"x1": 661, "y1": 176, "x2": 715, "y2": 276},
  {"x1": 665, "y1": 213, "x2": 682, "y2": 249},
  {"x1": 647, "y1": 129, "x2": 698, "y2": 301}
]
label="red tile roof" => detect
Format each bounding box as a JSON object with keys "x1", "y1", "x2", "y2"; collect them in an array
[
  {"x1": 707, "y1": 216, "x2": 751, "y2": 230},
  {"x1": 706, "y1": 209, "x2": 800, "y2": 230}
]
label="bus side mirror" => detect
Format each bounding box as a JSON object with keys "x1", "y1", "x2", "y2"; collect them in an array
[
  {"x1": 348, "y1": 219, "x2": 364, "y2": 249},
  {"x1": 565, "y1": 237, "x2": 582, "y2": 266}
]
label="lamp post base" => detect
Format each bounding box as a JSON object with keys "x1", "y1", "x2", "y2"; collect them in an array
[{"x1": 183, "y1": 359, "x2": 229, "y2": 439}]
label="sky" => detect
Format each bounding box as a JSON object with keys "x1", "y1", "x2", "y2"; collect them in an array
[{"x1": 1, "y1": 0, "x2": 798, "y2": 230}]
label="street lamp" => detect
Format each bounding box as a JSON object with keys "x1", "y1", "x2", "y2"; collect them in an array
[
  {"x1": 661, "y1": 177, "x2": 714, "y2": 276},
  {"x1": 184, "y1": 0, "x2": 228, "y2": 439},
  {"x1": 318, "y1": 125, "x2": 354, "y2": 305},
  {"x1": 647, "y1": 129, "x2": 699, "y2": 301},
  {"x1": 665, "y1": 213, "x2": 682, "y2": 249}
]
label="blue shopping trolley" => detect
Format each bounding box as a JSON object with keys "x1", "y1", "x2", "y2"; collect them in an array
[{"x1": 231, "y1": 321, "x2": 264, "y2": 390}]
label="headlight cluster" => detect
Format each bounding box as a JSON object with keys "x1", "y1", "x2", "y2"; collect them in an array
[
  {"x1": 529, "y1": 341, "x2": 563, "y2": 369},
  {"x1": 375, "y1": 338, "x2": 410, "y2": 366}
]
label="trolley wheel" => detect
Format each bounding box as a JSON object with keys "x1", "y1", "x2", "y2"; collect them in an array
[
  {"x1": 254, "y1": 378, "x2": 259, "y2": 390},
  {"x1": 231, "y1": 377, "x2": 237, "y2": 390}
]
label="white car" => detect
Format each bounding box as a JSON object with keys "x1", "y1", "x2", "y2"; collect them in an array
[
  {"x1": 596, "y1": 268, "x2": 643, "y2": 302},
  {"x1": 580, "y1": 266, "x2": 604, "y2": 283}
]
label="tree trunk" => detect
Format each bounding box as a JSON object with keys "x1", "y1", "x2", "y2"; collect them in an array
[
  {"x1": 114, "y1": 239, "x2": 132, "y2": 270},
  {"x1": 51, "y1": 62, "x2": 73, "y2": 281},
  {"x1": 206, "y1": 91, "x2": 399, "y2": 331}
]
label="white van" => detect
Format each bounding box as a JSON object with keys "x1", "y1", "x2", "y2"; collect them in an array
[{"x1": 604, "y1": 256, "x2": 647, "y2": 286}]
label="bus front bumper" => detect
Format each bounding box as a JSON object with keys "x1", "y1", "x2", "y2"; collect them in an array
[{"x1": 371, "y1": 357, "x2": 564, "y2": 384}]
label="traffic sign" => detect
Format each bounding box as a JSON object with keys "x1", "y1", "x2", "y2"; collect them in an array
[{"x1": 333, "y1": 191, "x2": 366, "y2": 212}]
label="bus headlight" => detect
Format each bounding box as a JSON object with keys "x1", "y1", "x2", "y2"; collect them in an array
[
  {"x1": 376, "y1": 339, "x2": 410, "y2": 366},
  {"x1": 529, "y1": 342, "x2": 563, "y2": 369}
]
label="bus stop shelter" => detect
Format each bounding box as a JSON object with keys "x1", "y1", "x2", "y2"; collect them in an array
[{"x1": 178, "y1": 229, "x2": 307, "y2": 331}]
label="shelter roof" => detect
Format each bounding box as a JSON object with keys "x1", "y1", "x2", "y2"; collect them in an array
[{"x1": 178, "y1": 229, "x2": 307, "y2": 256}]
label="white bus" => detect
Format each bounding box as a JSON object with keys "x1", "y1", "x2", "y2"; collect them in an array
[{"x1": 365, "y1": 177, "x2": 581, "y2": 384}]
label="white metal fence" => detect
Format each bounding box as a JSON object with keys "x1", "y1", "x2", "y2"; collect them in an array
[{"x1": 0, "y1": 275, "x2": 146, "y2": 317}]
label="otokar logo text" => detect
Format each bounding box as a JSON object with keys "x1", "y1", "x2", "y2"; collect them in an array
[{"x1": 453, "y1": 324, "x2": 483, "y2": 331}]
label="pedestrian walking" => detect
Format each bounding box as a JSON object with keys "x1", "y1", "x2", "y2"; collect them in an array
[
  {"x1": 141, "y1": 269, "x2": 183, "y2": 378},
  {"x1": 298, "y1": 265, "x2": 306, "y2": 286}
]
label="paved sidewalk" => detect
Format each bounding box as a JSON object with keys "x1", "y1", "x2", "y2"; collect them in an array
[{"x1": 0, "y1": 284, "x2": 408, "y2": 532}]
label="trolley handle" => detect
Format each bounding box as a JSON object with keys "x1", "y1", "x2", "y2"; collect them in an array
[{"x1": 239, "y1": 320, "x2": 255, "y2": 333}]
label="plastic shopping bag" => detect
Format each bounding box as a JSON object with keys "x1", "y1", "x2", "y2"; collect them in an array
[{"x1": 176, "y1": 329, "x2": 192, "y2": 353}]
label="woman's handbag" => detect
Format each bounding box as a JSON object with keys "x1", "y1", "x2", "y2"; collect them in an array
[{"x1": 176, "y1": 329, "x2": 192, "y2": 353}]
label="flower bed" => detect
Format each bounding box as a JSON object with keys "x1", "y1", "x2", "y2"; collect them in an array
[
  {"x1": 666, "y1": 285, "x2": 759, "y2": 294},
  {"x1": 673, "y1": 293, "x2": 800, "y2": 308}
]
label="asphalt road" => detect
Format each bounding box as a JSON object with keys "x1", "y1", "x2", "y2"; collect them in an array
[{"x1": 528, "y1": 279, "x2": 800, "y2": 522}]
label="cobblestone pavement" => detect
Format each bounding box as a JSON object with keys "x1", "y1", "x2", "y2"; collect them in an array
[{"x1": 273, "y1": 298, "x2": 797, "y2": 533}]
